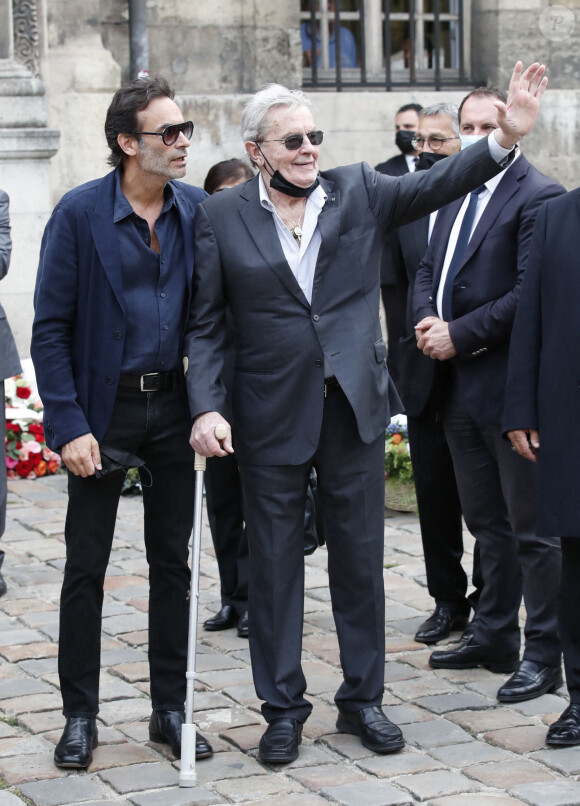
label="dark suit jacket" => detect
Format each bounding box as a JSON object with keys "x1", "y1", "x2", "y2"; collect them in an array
[
  {"x1": 185, "y1": 138, "x2": 510, "y2": 467},
  {"x1": 503, "y1": 189, "x2": 580, "y2": 536},
  {"x1": 375, "y1": 154, "x2": 409, "y2": 177},
  {"x1": 31, "y1": 171, "x2": 207, "y2": 452},
  {"x1": 413, "y1": 154, "x2": 564, "y2": 426},
  {"x1": 375, "y1": 154, "x2": 410, "y2": 285},
  {"x1": 385, "y1": 215, "x2": 435, "y2": 417},
  {"x1": 0, "y1": 191, "x2": 21, "y2": 382}
]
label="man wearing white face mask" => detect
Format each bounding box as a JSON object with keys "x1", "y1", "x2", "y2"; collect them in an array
[{"x1": 414, "y1": 87, "x2": 566, "y2": 703}]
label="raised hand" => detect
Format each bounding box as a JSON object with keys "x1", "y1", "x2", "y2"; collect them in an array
[{"x1": 493, "y1": 61, "x2": 548, "y2": 148}]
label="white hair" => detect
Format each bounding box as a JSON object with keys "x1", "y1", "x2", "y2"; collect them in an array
[
  {"x1": 241, "y1": 84, "x2": 312, "y2": 143},
  {"x1": 419, "y1": 102, "x2": 459, "y2": 137}
]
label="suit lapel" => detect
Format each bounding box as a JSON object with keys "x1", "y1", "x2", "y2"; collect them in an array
[
  {"x1": 239, "y1": 179, "x2": 310, "y2": 309},
  {"x1": 461, "y1": 158, "x2": 527, "y2": 265},
  {"x1": 312, "y1": 177, "x2": 339, "y2": 298},
  {"x1": 88, "y1": 172, "x2": 124, "y2": 312},
  {"x1": 172, "y1": 183, "x2": 195, "y2": 298}
]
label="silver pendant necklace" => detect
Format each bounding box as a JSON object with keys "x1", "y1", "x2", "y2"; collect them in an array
[{"x1": 273, "y1": 200, "x2": 306, "y2": 246}]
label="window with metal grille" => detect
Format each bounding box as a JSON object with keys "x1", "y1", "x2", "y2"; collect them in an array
[{"x1": 300, "y1": 0, "x2": 468, "y2": 90}]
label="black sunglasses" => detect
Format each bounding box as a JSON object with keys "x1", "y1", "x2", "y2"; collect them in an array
[
  {"x1": 134, "y1": 120, "x2": 194, "y2": 146},
  {"x1": 259, "y1": 130, "x2": 324, "y2": 151}
]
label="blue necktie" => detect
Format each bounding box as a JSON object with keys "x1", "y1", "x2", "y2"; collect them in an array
[{"x1": 441, "y1": 185, "x2": 486, "y2": 322}]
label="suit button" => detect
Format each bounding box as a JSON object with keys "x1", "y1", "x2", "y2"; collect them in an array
[
  {"x1": 312, "y1": 314, "x2": 320, "y2": 322},
  {"x1": 113, "y1": 331, "x2": 121, "y2": 340},
  {"x1": 314, "y1": 359, "x2": 323, "y2": 367},
  {"x1": 106, "y1": 377, "x2": 113, "y2": 385}
]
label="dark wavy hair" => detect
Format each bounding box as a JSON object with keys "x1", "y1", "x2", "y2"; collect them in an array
[
  {"x1": 105, "y1": 76, "x2": 175, "y2": 168},
  {"x1": 203, "y1": 159, "x2": 254, "y2": 195}
]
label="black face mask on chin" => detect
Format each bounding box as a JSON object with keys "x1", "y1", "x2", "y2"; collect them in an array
[
  {"x1": 256, "y1": 144, "x2": 320, "y2": 199},
  {"x1": 395, "y1": 129, "x2": 416, "y2": 155},
  {"x1": 415, "y1": 151, "x2": 448, "y2": 171}
]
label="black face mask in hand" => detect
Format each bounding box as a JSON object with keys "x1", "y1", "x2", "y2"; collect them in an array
[
  {"x1": 415, "y1": 151, "x2": 448, "y2": 171},
  {"x1": 395, "y1": 129, "x2": 417, "y2": 155}
]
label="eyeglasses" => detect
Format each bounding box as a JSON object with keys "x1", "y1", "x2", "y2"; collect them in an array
[
  {"x1": 134, "y1": 121, "x2": 194, "y2": 146},
  {"x1": 258, "y1": 130, "x2": 324, "y2": 150},
  {"x1": 412, "y1": 135, "x2": 459, "y2": 151}
]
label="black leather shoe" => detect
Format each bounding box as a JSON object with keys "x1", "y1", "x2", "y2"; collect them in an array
[
  {"x1": 429, "y1": 635, "x2": 519, "y2": 673},
  {"x1": 0, "y1": 573, "x2": 7, "y2": 598},
  {"x1": 336, "y1": 706, "x2": 405, "y2": 754},
  {"x1": 54, "y1": 717, "x2": 98, "y2": 768},
  {"x1": 237, "y1": 611, "x2": 249, "y2": 638},
  {"x1": 259, "y1": 718, "x2": 302, "y2": 763},
  {"x1": 414, "y1": 605, "x2": 469, "y2": 644},
  {"x1": 203, "y1": 604, "x2": 237, "y2": 631},
  {"x1": 149, "y1": 710, "x2": 213, "y2": 760},
  {"x1": 497, "y1": 659, "x2": 563, "y2": 703},
  {"x1": 547, "y1": 704, "x2": 580, "y2": 746}
]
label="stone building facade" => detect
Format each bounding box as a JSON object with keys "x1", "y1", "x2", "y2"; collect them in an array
[{"x1": 1, "y1": 0, "x2": 579, "y2": 354}]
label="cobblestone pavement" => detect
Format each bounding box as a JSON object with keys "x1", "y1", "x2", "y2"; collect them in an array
[{"x1": 0, "y1": 474, "x2": 577, "y2": 806}]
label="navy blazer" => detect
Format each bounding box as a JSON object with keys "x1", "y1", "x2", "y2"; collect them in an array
[
  {"x1": 413, "y1": 154, "x2": 564, "y2": 426},
  {"x1": 503, "y1": 190, "x2": 580, "y2": 535},
  {"x1": 185, "y1": 138, "x2": 513, "y2": 467},
  {"x1": 31, "y1": 171, "x2": 207, "y2": 452}
]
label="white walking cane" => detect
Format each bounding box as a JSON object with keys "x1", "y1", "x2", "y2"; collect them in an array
[{"x1": 179, "y1": 422, "x2": 228, "y2": 787}]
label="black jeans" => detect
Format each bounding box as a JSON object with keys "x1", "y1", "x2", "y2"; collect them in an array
[{"x1": 59, "y1": 382, "x2": 195, "y2": 717}]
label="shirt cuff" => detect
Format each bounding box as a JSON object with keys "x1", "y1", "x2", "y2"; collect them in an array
[{"x1": 487, "y1": 131, "x2": 514, "y2": 165}]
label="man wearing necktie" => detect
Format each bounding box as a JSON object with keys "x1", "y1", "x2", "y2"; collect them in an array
[{"x1": 413, "y1": 87, "x2": 565, "y2": 703}]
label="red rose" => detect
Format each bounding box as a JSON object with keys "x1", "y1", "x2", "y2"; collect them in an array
[
  {"x1": 16, "y1": 387, "x2": 32, "y2": 400},
  {"x1": 47, "y1": 459, "x2": 60, "y2": 474},
  {"x1": 28, "y1": 453, "x2": 42, "y2": 467},
  {"x1": 391, "y1": 433, "x2": 403, "y2": 445},
  {"x1": 15, "y1": 459, "x2": 35, "y2": 477},
  {"x1": 6, "y1": 422, "x2": 21, "y2": 434},
  {"x1": 28, "y1": 423, "x2": 45, "y2": 441}
]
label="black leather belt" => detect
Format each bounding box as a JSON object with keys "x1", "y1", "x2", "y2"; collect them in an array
[
  {"x1": 118, "y1": 370, "x2": 179, "y2": 392},
  {"x1": 324, "y1": 376, "x2": 341, "y2": 397}
]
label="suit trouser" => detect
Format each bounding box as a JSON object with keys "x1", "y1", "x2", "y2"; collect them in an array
[
  {"x1": 59, "y1": 382, "x2": 195, "y2": 717},
  {"x1": 408, "y1": 401, "x2": 473, "y2": 613},
  {"x1": 240, "y1": 385, "x2": 386, "y2": 723},
  {"x1": 560, "y1": 538, "x2": 580, "y2": 702},
  {"x1": 205, "y1": 452, "x2": 248, "y2": 616},
  {"x1": 442, "y1": 378, "x2": 561, "y2": 665}
]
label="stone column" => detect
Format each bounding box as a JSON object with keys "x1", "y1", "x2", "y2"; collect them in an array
[{"x1": 0, "y1": 0, "x2": 59, "y2": 357}]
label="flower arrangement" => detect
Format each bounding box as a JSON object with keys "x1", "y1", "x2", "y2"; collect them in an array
[
  {"x1": 385, "y1": 418, "x2": 413, "y2": 483},
  {"x1": 384, "y1": 416, "x2": 416, "y2": 512},
  {"x1": 5, "y1": 369, "x2": 62, "y2": 480}
]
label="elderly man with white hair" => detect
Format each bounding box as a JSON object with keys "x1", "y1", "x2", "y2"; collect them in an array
[{"x1": 185, "y1": 63, "x2": 547, "y2": 764}]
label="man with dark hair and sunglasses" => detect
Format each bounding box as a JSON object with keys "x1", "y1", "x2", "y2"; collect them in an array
[
  {"x1": 185, "y1": 64, "x2": 549, "y2": 764},
  {"x1": 31, "y1": 76, "x2": 212, "y2": 769}
]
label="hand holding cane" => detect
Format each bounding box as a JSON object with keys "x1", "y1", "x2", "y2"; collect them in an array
[{"x1": 179, "y1": 422, "x2": 228, "y2": 786}]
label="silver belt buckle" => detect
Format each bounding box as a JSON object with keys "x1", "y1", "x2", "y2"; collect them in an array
[{"x1": 140, "y1": 372, "x2": 159, "y2": 392}]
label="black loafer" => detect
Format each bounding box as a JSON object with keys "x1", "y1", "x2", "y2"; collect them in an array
[
  {"x1": 259, "y1": 718, "x2": 302, "y2": 763},
  {"x1": 237, "y1": 611, "x2": 249, "y2": 638},
  {"x1": 429, "y1": 635, "x2": 519, "y2": 673},
  {"x1": 149, "y1": 710, "x2": 213, "y2": 760},
  {"x1": 54, "y1": 716, "x2": 98, "y2": 768},
  {"x1": 203, "y1": 604, "x2": 237, "y2": 631},
  {"x1": 414, "y1": 605, "x2": 469, "y2": 644},
  {"x1": 497, "y1": 659, "x2": 563, "y2": 703},
  {"x1": 547, "y1": 704, "x2": 580, "y2": 746},
  {"x1": 336, "y1": 706, "x2": 404, "y2": 754}
]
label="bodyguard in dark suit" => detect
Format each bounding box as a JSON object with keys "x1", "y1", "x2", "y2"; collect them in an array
[
  {"x1": 31, "y1": 77, "x2": 212, "y2": 769},
  {"x1": 386, "y1": 103, "x2": 480, "y2": 645},
  {"x1": 375, "y1": 102, "x2": 422, "y2": 385},
  {"x1": 0, "y1": 190, "x2": 22, "y2": 595},
  {"x1": 186, "y1": 65, "x2": 548, "y2": 762},
  {"x1": 504, "y1": 188, "x2": 580, "y2": 746},
  {"x1": 414, "y1": 87, "x2": 565, "y2": 702}
]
